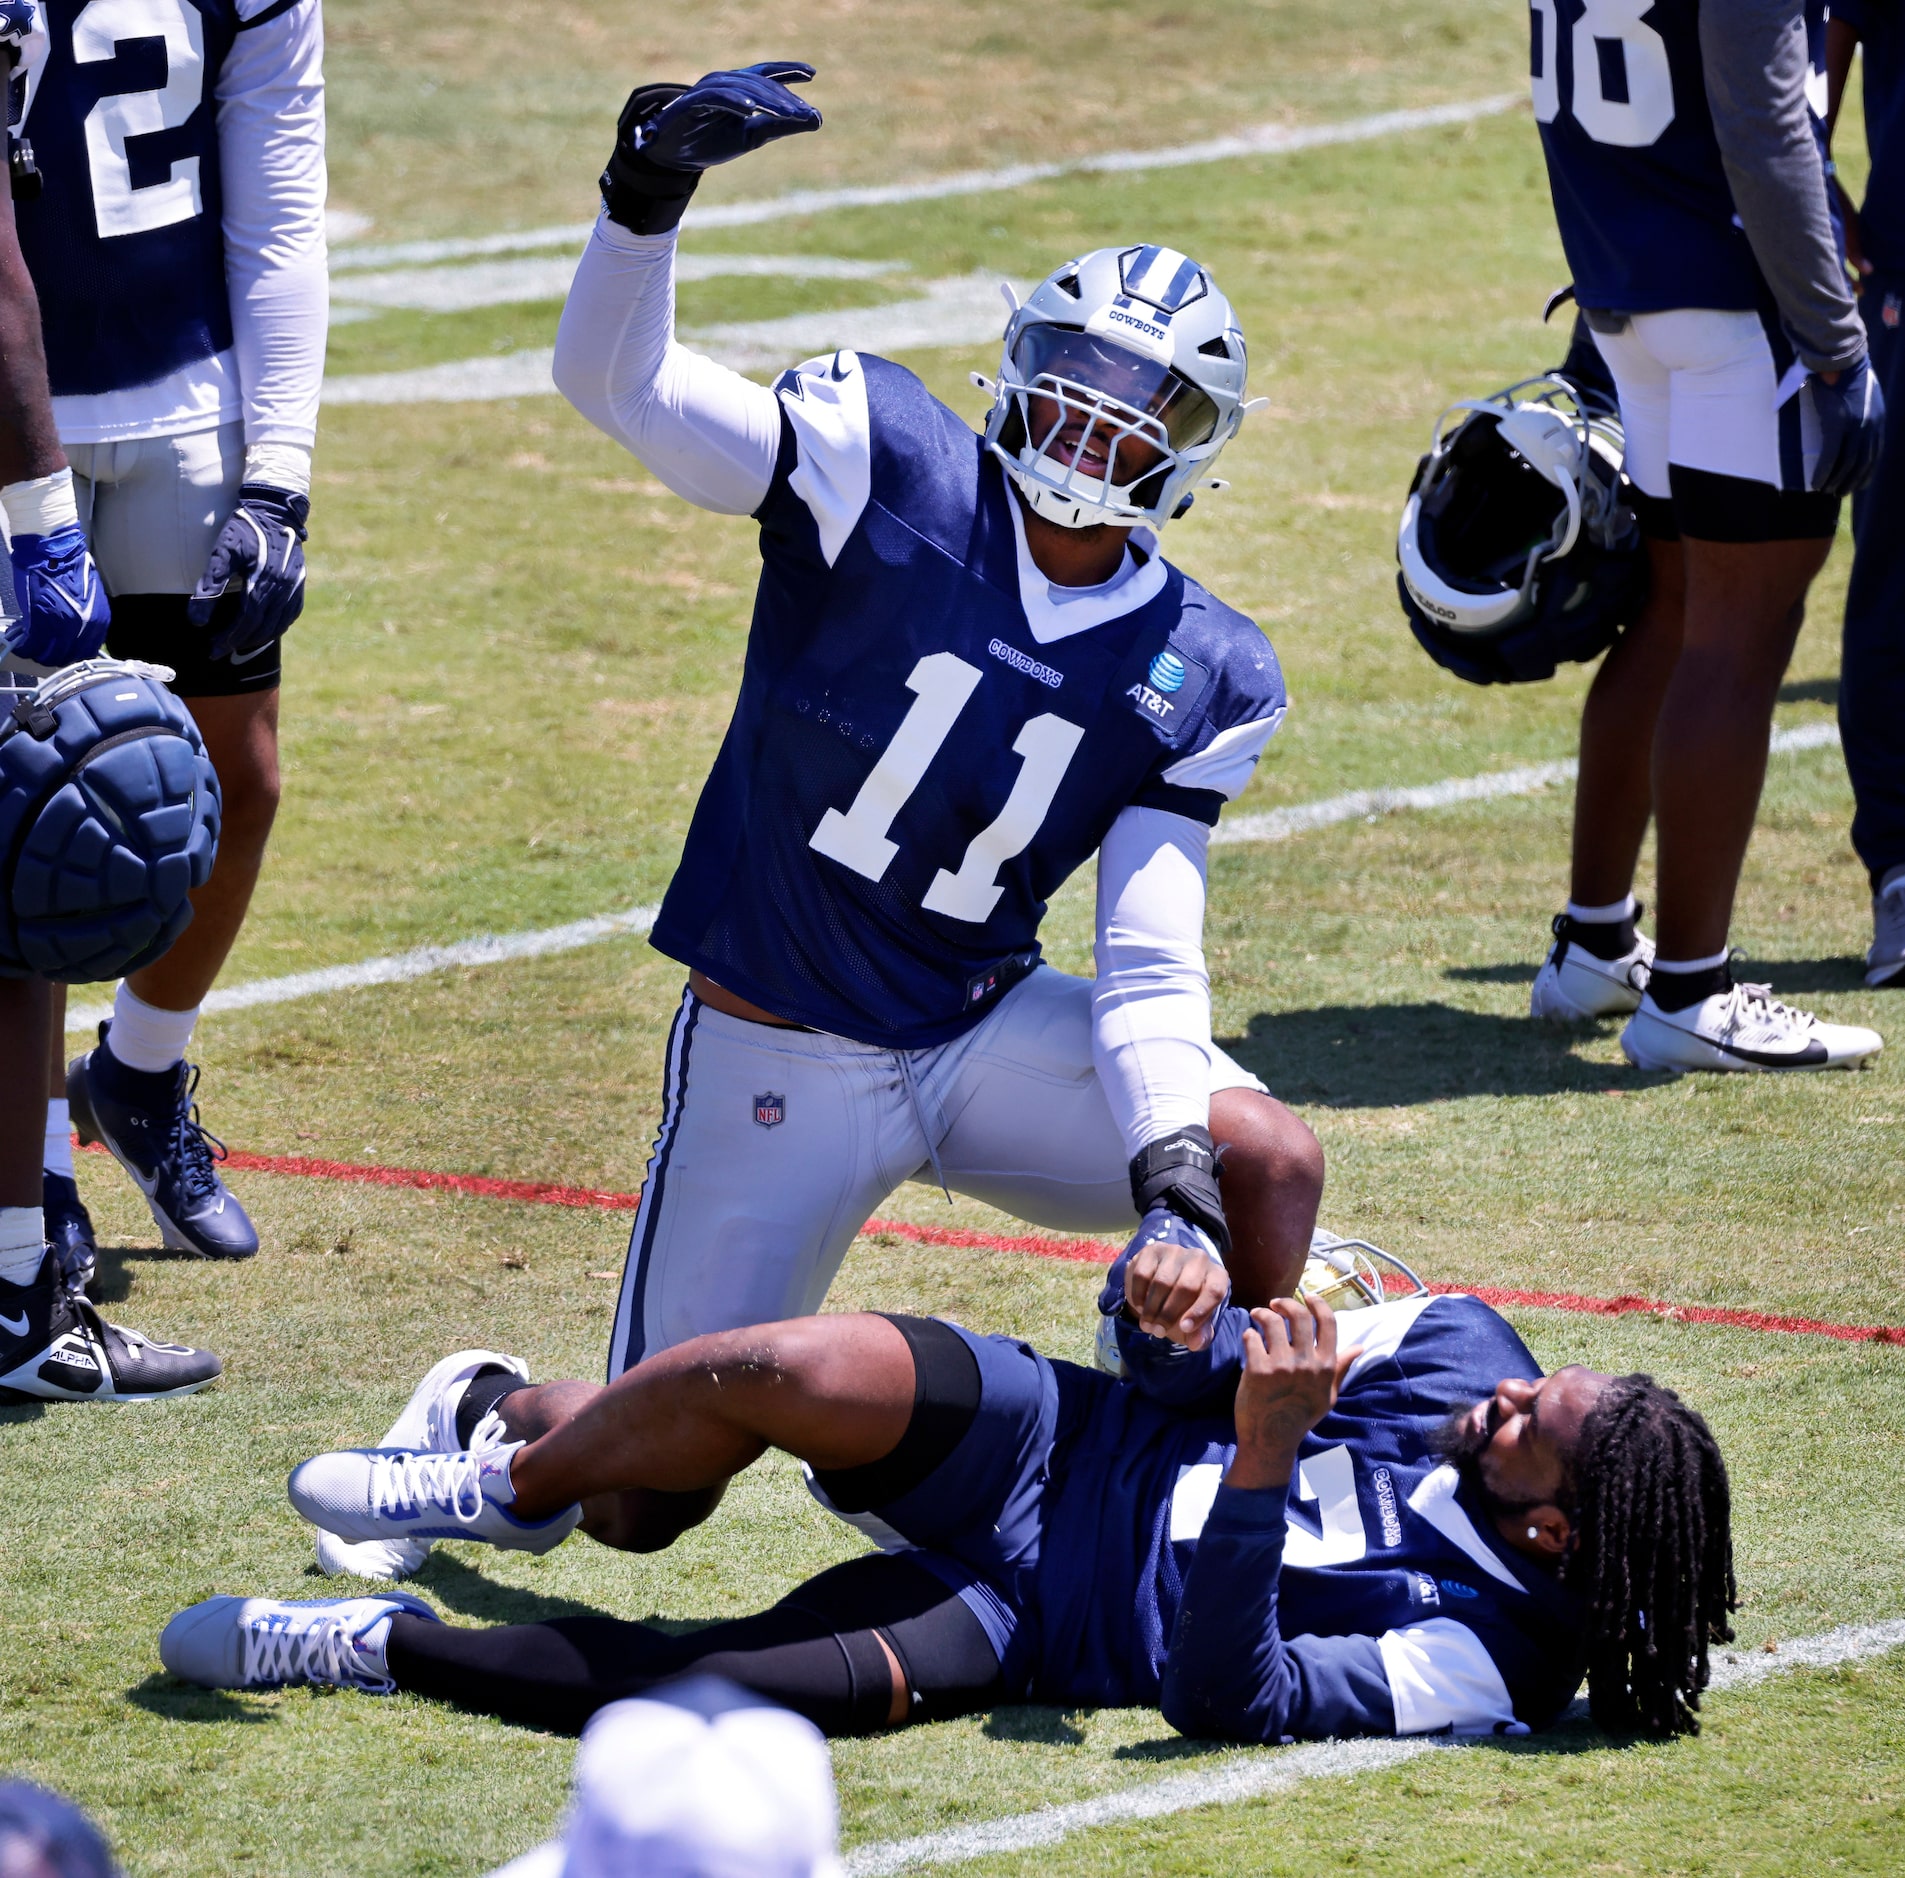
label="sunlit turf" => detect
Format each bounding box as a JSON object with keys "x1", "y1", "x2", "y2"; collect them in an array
[
  {"x1": 323, "y1": 1, "x2": 1526, "y2": 243},
  {"x1": 2, "y1": 20, "x2": 1902, "y2": 1877}
]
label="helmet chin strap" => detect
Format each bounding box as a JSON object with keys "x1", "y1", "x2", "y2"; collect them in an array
[{"x1": 1010, "y1": 468, "x2": 1119, "y2": 531}]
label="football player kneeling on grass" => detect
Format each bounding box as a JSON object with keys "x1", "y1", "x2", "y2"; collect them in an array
[
  {"x1": 166, "y1": 1233, "x2": 1736, "y2": 1746},
  {"x1": 531, "y1": 61, "x2": 1322, "y2": 1437}
]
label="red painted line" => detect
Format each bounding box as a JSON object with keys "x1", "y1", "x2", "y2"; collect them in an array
[{"x1": 92, "y1": 1140, "x2": 1904, "y2": 1346}]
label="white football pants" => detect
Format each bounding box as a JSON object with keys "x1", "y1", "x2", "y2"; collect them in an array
[{"x1": 606, "y1": 966, "x2": 1266, "y2": 1374}]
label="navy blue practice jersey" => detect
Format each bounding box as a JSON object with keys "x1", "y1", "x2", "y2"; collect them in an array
[
  {"x1": 14, "y1": 0, "x2": 299, "y2": 398},
  {"x1": 1036, "y1": 1294, "x2": 1587, "y2": 1734},
  {"x1": 649, "y1": 351, "x2": 1287, "y2": 1048},
  {"x1": 1532, "y1": 0, "x2": 1831, "y2": 312}
]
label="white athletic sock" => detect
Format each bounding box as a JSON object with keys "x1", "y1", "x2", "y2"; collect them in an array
[
  {"x1": 108, "y1": 983, "x2": 200, "y2": 1074},
  {"x1": 0, "y1": 1206, "x2": 46, "y2": 1286},
  {"x1": 43, "y1": 1098, "x2": 74, "y2": 1179},
  {"x1": 1653, "y1": 950, "x2": 1730, "y2": 976},
  {"x1": 1567, "y1": 894, "x2": 1638, "y2": 925}
]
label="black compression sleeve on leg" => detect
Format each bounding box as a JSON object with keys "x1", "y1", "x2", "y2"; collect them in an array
[
  {"x1": 810, "y1": 1314, "x2": 981, "y2": 1513},
  {"x1": 384, "y1": 1553, "x2": 1003, "y2": 1737},
  {"x1": 877, "y1": 1592, "x2": 1008, "y2": 1725}
]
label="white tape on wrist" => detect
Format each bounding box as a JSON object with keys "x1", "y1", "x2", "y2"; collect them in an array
[
  {"x1": 242, "y1": 443, "x2": 312, "y2": 496},
  {"x1": 1, "y1": 468, "x2": 79, "y2": 537}
]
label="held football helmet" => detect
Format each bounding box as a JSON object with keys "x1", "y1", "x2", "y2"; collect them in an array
[
  {"x1": 977, "y1": 245, "x2": 1263, "y2": 530},
  {"x1": 1298, "y1": 1231, "x2": 1432, "y2": 1314},
  {"x1": 1, "y1": 659, "x2": 220, "y2": 981},
  {"x1": 1397, "y1": 376, "x2": 1645, "y2": 686}
]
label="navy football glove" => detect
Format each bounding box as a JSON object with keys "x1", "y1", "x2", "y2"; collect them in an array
[
  {"x1": 5, "y1": 523, "x2": 110, "y2": 667},
  {"x1": 1806, "y1": 356, "x2": 1886, "y2": 497},
  {"x1": 601, "y1": 61, "x2": 820, "y2": 235},
  {"x1": 188, "y1": 484, "x2": 309, "y2": 659}
]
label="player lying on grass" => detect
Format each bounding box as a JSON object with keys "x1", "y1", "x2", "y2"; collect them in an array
[
  {"x1": 526, "y1": 62, "x2": 1320, "y2": 1405},
  {"x1": 165, "y1": 1232, "x2": 1738, "y2": 1746}
]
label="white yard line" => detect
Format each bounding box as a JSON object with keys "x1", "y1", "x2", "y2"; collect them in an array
[
  {"x1": 323, "y1": 272, "x2": 1013, "y2": 402},
  {"x1": 1212, "y1": 721, "x2": 1842, "y2": 848},
  {"x1": 330, "y1": 252, "x2": 903, "y2": 317},
  {"x1": 64, "y1": 905, "x2": 660, "y2": 1033},
  {"x1": 328, "y1": 95, "x2": 1522, "y2": 274},
  {"x1": 62, "y1": 724, "x2": 1842, "y2": 1034},
  {"x1": 842, "y1": 1616, "x2": 1905, "y2": 1876}
]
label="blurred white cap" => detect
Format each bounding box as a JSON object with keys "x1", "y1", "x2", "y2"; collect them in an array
[{"x1": 488, "y1": 1680, "x2": 843, "y2": 1878}]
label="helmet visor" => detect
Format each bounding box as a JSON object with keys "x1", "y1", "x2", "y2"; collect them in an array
[{"x1": 1012, "y1": 326, "x2": 1220, "y2": 450}]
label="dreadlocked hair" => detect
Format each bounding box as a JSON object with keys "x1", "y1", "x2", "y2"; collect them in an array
[{"x1": 1567, "y1": 1373, "x2": 1737, "y2": 1739}]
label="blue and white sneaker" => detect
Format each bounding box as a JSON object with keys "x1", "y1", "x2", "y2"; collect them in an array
[
  {"x1": 315, "y1": 1348, "x2": 531, "y2": 1582},
  {"x1": 69, "y1": 1029, "x2": 259, "y2": 1260},
  {"x1": 159, "y1": 1593, "x2": 439, "y2": 1693},
  {"x1": 43, "y1": 1169, "x2": 98, "y2": 1296},
  {"x1": 289, "y1": 1442, "x2": 581, "y2": 1555}
]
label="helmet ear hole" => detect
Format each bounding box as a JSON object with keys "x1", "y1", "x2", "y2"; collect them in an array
[{"x1": 996, "y1": 404, "x2": 1027, "y2": 456}]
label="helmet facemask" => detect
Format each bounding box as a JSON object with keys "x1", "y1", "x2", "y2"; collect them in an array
[{"x1": 991, "y1": 325, "x2": 1224, "y2": 530}]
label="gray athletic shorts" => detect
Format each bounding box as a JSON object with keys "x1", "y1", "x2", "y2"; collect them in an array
[{"x1": 607, "y1": 964, "x2": 1267, "y2": 1375}]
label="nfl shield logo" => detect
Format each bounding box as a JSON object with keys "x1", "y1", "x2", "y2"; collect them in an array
[{"x1": 754, "y1": 1092, "x2": 785, "y2": 1128}]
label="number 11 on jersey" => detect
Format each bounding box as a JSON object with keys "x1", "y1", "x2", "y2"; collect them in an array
[{"x1": 809, "y1": 652, "x2": 1086, "y2": 924}]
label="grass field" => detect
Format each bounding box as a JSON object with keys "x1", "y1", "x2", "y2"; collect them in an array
[{"x1": 2, "y1": 5, "x2": 1902, "y2": 1873}]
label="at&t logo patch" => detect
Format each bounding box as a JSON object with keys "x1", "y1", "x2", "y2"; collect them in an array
[{"x1": 1148, "y1": 650, "x2": 1186, "y2": 693}]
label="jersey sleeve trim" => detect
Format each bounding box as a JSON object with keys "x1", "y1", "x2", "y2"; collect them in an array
[
  {"x1": 1404, "y1": 1465, "x2": 1529, "y2": 1595},
  {"x1": 1159, "y1": 706, "x2": 1286, "y2": 801},
  {"x1": 774, "y1": 351, "x2": 874, "y2": 566},
  {"x1": 1378, "y1": 1618, "x2": 1528, "y2": 1736},
  {"x1": 236, "y1": 0, "x2": 307, "y2": 28}
]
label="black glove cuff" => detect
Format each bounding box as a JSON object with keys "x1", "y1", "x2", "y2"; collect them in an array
[
  {"x1": 601, "y1": 82, "x2": 699, "y2": 235},
  {"x1": 1128, "y1": 1125, "x2": 1230, "y2": 1258},
  {"x1": 239, "y1": 485, "x2": 309, "y2": 537}
]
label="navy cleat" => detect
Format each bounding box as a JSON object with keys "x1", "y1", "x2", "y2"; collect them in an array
[
  {"x1": 43, "y1": 1169, "x2": 98, "y2": 1297},
  {"x1": 0, "y1": 1250, "x2": 222, "y2": 1403},
  {"x1": 69, "y1": 1028, "x2": 260, "y2": 1260}
]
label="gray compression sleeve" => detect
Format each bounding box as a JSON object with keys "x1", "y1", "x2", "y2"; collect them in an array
[{"x1": 1700, "y1": 0, "x2": 1863, "y2": 373}]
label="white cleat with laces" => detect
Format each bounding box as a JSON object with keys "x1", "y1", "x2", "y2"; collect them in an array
[
  {"x1": 289, "y1": 1441, "x2": 582, "y2": 1554},
  {"x1": 315, "y1": 1348, "x2": 529, "y2": 1582},
  {"x1": 1621, "y1": 980, "x2": 1883, "y2": 1073},
  {"x1": 1530, "y1": 912, "x2": 1654, "y2": 1020},
  {"x1": 159, "y1": 1593, "x2": 439, "y2": 1693}
]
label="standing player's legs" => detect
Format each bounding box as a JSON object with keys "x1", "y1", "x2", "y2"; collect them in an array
[
  {"x1": 1840, "y1": 275, "x2": 1905, "y2": 986},
  {"x1": 1537, "y1": 325, "x2": 1679, "y2": 1023},
  {"x1": 924, "y1": 968, "x2": 1324, "y2": 1302},
  {"x1": 0, "y1": 978, "x2": 54, "y2": 1289},
  {"x1": 1589, "y1": 310, "x2": 1878, "y2": 1069},
  {"x1": 56, "y1": 425, "x2": 278, "y2": 1257}
]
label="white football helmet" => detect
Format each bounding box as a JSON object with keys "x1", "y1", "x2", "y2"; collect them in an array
[{"x1": 979, "y1": 245, "x2": 1259, "y2": 529}]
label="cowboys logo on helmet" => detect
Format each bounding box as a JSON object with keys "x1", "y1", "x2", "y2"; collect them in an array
[
  {"x1": 979, "y1": 244, "x2": 1263, "y2": 530},
  {"x1": 1397, "y1": 376, "x2": 1645, "y2": 686}
]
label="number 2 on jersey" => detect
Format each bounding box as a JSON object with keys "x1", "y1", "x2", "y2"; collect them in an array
[
  {"x1": 809, "y1": 652, "x2": 1086, "y2": 924},
  {"x1": 73, "y1": 0, "x2": 206, "y2": 238},
  {"x1": 1530, "y1": 0, "x2": 1675, "y2": 149}
]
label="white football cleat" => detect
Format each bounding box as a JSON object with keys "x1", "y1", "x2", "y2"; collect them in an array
[
  {"x1": 1621, "y1": 981, "x2": 1884, "y2": 1074},
  {"x1": 160, "y1": 1593, "x2": 439, "y2": 1693},
  {"x1": 1530, "y1": 913, "x2": 1654, "y2": 1021},
  {"x1": 1868, "y1": 880, "x2": 1905, "y2": 989},
  {"x1": 290, "y1": 1442, "x2": 582, "y2": 1555},
  {"x1": 314, "y1": 1348, "x2": 529, "y2": 1581}
]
